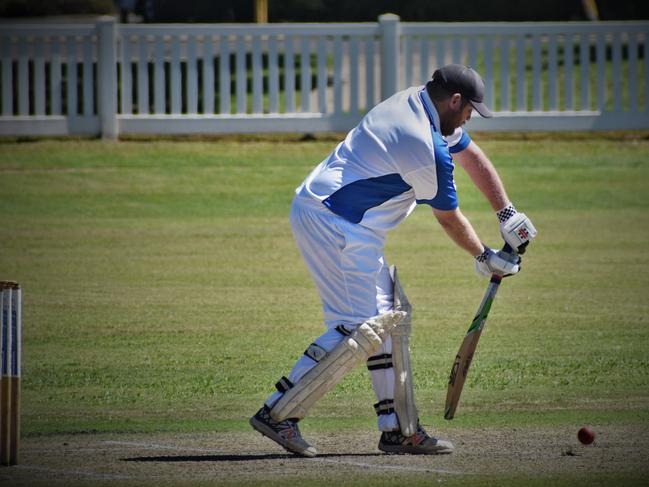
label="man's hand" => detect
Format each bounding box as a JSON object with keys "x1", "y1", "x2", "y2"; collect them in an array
[
  {"x1": 475, "y1": 246, "x2": 520, "y2": 277},
  {"x1": 497, "y1": 206, "x2": 537, "y2": 254}
]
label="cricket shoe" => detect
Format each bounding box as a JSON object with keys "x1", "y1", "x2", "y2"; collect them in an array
[
  {"x1": 378, "y1": 423, "x2": 454, "y2": 455},
  {"x1": 249, "y1": 406, "x2": 317, "y2": 458}
]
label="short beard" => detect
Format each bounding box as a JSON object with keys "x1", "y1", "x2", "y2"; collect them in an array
[
  {"x1": 439, "y1": 119, "x2": 455, "y2": 136},
  {"x1": 439, "y1": 100, "x2": 468, "y2": 136}
]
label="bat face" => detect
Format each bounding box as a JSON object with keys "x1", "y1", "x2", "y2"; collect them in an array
[
  {"x1": 448, "y1": 349, "x2": 475, "y2": 386},
  {"x1": 444, "y1": 276, "x2": 502, "y2": 420},
  {"x1": 462, "y1": 352, "x2": 474, "y2": 378},
  {"x1": 448, "y1": 355, "x2": 461, "y2": 387},
  {"x1": 444, "y1": 333, "x2": 481, "y2": 420}
]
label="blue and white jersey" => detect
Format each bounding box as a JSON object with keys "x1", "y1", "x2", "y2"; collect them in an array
[{"x1": 295, "y1": 86, "x2": 472, "y2": 233}]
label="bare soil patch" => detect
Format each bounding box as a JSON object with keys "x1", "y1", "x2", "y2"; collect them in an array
[{"x1": 2, "y1": 424, "x2": 648, "y2": 485}]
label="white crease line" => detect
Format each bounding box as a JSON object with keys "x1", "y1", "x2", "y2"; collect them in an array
[
  {"x1": 311, "y1": 457, "x2": 467, "y2": 475},
  {"x1": 13, "y1": 464, "x2": 132, "y2": 480},
  {"x1": 102, "y1": 440, "x2": 223, "y2": 454}
]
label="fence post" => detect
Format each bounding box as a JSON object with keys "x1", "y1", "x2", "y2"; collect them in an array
[
  {"x1": 379, "y1": 13, "x2": 400, "y2": 100},
  {"x1": 97, "y1": 16, "x2": 118, "y2": 140}
]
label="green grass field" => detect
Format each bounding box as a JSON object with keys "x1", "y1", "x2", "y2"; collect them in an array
[{"x1": 1, "y1": 133, "x2": 648, "y2": 485}]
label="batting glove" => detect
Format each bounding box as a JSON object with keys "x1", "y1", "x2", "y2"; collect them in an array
[
  {"x1": 475, "y1": 246, "x2": 521, "y2": 277},
  {"x1": 497, "y1": 204, "x2": 537, "y2": 254}
]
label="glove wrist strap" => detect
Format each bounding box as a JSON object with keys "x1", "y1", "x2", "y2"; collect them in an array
[
  {"x1": 496, "y1": 203, "x2": 517, "y2": 223},
  {"x1": 475, "y1": 246, "x2": 490, "y2": 262}
]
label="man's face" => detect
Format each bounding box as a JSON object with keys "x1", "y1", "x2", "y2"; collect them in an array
[{"x1": 439, "y1": 96, "x2": 473, "y2": 136}]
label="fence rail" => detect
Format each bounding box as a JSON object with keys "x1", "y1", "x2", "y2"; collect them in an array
[{"x1": 1, "y1": 15, "x2": 648, "y2": 138}]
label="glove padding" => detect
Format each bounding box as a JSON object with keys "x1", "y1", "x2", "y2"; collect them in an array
[
  {"x1": 500, "y1": 212, "x2": 537, "y2": 255},
  {"x1": 475, "y1": 246, "x2": 521, "y2": 277}
]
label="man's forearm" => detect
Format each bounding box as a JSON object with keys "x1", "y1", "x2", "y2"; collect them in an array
[
  {"x1": 454, "y1": 141, "x2": 510, "y2": 212},
  {"x1": 432, "y1": 208, "x2": 484, "y2": 257}
]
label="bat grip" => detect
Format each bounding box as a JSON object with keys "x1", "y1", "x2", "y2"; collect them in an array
[
  {"x1": 491, "y1": 243, "x2": 519, "y2": 281},
  {"x1": 490, "y1": 274, "x2": 503, "y2": 284}
]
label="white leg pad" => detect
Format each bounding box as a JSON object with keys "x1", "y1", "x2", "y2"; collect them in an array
[
  {"x1": 270, "y1": 310, "x2": 405, "y2": 422},
  {"x1": 390, "y1": 265, "x2": 418, "y2": 437}
]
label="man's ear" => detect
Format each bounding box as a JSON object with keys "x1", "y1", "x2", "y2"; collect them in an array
[{"x1": 449, "y1": 93, "x2": 462, "y2": 109}]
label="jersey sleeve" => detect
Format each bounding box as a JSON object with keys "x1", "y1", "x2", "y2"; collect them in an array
[
  {"x1": 447, "y1": 127, "x2": 472, "y2": 154},
  {"x1": 415, "y1": 131, "x2": 458, "y2": 211}
]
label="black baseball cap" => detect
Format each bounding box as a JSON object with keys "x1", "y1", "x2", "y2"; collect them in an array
[{"x1": 431, "y1": 64, "x2": 493, "y2": 118}]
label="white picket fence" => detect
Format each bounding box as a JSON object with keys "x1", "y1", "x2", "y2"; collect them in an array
[{"x1": 1, "y1": 14, "x2": 648, "y2": 138}]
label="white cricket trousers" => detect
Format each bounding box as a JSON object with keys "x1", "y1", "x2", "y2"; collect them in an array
[{"x1": 265, "y1": 194, "x2": 400, "y2": 431}]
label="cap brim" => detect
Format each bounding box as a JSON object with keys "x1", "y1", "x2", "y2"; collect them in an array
[{"x1": 469, "y1": 100, "x2": 493, "y2": 118}]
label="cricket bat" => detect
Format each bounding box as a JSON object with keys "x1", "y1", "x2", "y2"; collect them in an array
[{"x1": 444, "y1": 244, "x2": 517, "y2": 420}]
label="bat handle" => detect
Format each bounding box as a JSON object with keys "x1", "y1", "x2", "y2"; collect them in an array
[
  {"x1": 491, "y1": 243, "x2": 518, "y2": 282},
  {"x1": 490, "y1": 274, "x2": 503, "y2": 284}
]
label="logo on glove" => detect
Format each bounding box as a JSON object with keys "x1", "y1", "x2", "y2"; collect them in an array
[{"x1": 517, "y1": 227, "x2": 530, "y2": 240}]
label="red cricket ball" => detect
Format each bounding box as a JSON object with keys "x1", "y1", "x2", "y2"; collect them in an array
[{"x1": 578, "y1": 426, "x2": 596, "y2": 445}]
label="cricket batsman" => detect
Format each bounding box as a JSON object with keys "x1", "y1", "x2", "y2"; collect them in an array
[{"x1": 250, "y1": 64, "x2": 537, "y2": 456}]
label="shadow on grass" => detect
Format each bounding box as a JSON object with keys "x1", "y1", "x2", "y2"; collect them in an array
[{"x1": 123, "y1": 453, "x2": 382, "y2": 462}]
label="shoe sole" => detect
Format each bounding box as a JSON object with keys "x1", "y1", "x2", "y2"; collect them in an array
[
  {"x1": 378, "y1": 443, "x2": 454, "y2": 455},
  {"x1": 249, "y1": 416, "x2": 317, "y2": 458}
]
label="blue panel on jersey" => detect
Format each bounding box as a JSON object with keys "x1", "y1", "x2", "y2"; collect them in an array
[
  {"x1": 323, "y1": 173, "x2": 412, "y2": 224},
  {"x1": 417, "y1": 131, "x2": 459, "y2": 211},
  {"x1": 449, "y1": 130, "x2": 472, "y2": 153}
]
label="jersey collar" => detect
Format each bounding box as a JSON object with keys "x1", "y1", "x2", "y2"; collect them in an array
[{"x1": 419, "y1": 88, "x2": 441, "y2": 133}]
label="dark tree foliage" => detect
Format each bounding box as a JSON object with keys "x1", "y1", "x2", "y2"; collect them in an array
[
  {"x1": 267, "y1": 0, "x2": 648, "y2": 22},
  {"x1": 1, "y1": 0, "x2": 647, "y2": 21}
]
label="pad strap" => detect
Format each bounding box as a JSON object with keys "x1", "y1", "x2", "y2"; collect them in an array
[
  {"x1": 335, "y1": 324, "x2": 354, "y2": 336},
  {"x1": 367, "y1": 353, "x2": 393, "y2": 370},
  {"x1": 373, "y1": 399, "x2": 395, "y2": 416},
  {"x1": 304, "y1": 343, "x2": 327, "y2": 362},
  {"x1": 275, "y1": 376, "x2": 294, "y2": 393}
]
